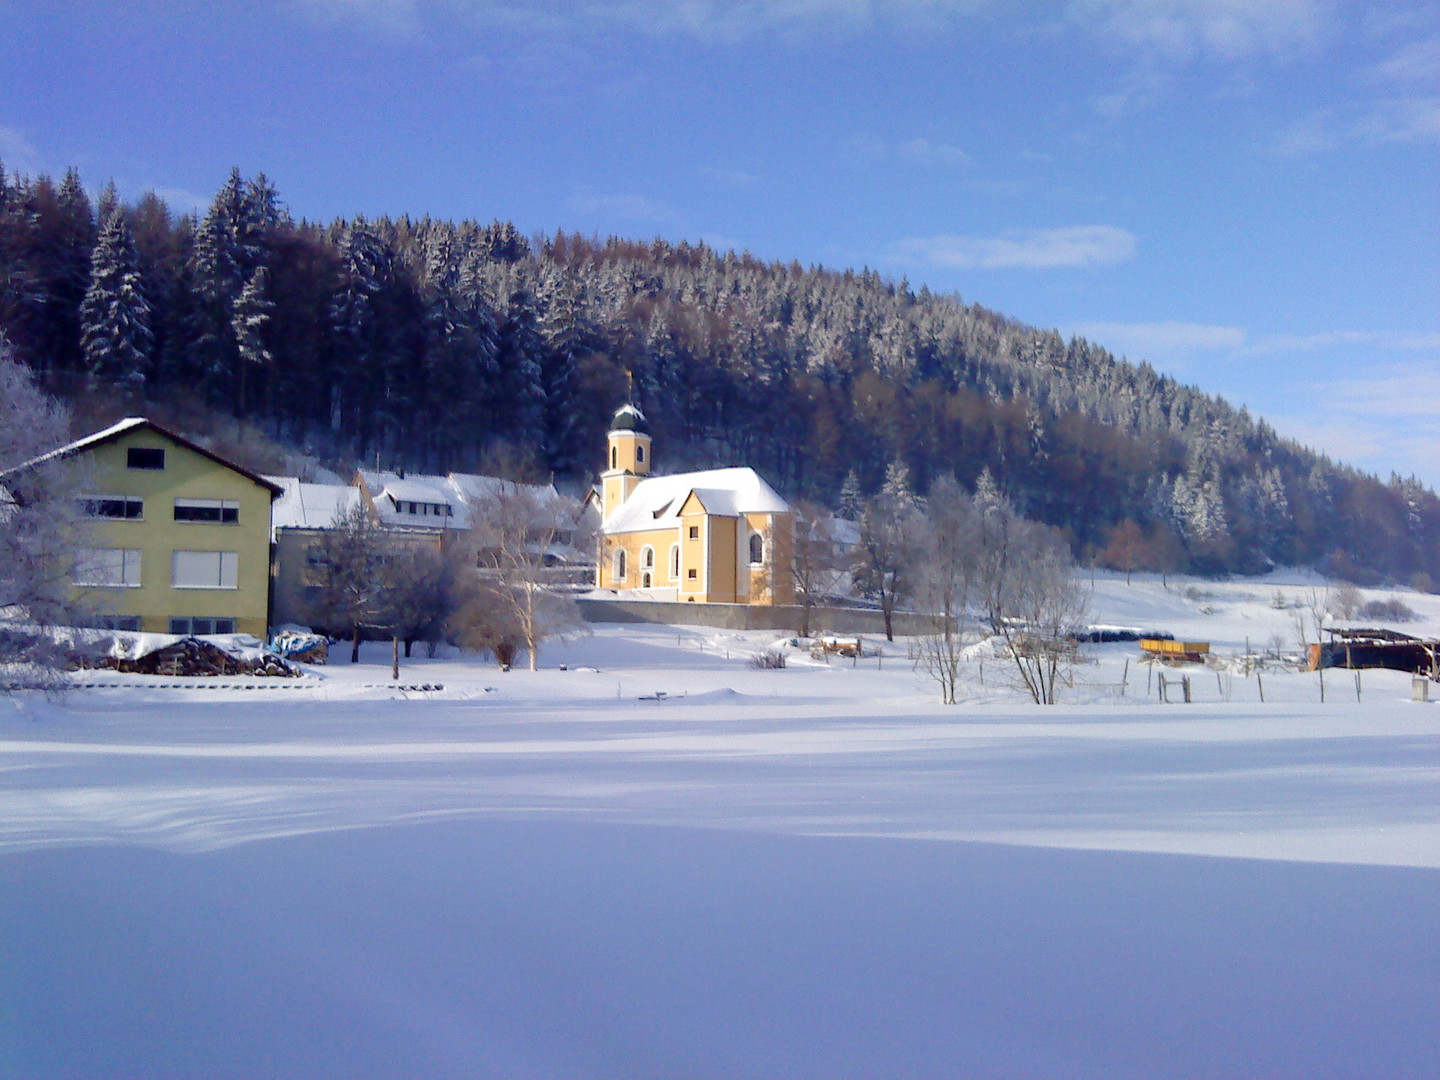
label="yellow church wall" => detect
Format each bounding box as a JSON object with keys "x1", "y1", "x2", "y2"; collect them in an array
[
  {"x1": 598, "y1": 526, "x2": 675, "y2": 591},
  {"x1": 741, "y1": 511, "x2": 796, "y2": 606},
  {"x1": 708, "y1": 515, "x2": 738, "y2": 603}
]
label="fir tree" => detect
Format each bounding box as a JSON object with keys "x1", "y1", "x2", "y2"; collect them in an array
[
  {"x1": 79, "y1": 212, "x2": 152, "y2": 390},
  {"x1": 231, "y1": 265, "x2": 274, "y2": 415}
]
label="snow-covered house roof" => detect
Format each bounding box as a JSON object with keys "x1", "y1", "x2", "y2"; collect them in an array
[
  {"x1": 355, "y1": 469, "x2": 465, "y2": 530},
  {"x1": 355, "y1": 469, "x2": 564, "y2": 532},
  {"x1": 0, "y1": 417, "x2": 283, "y2": 496},
  {"x1": 604, "y1": 467, "x2": 789, "y2": 535},
  {"x1": 264, "y1": 476, "x2": 362, "y2": 534}
]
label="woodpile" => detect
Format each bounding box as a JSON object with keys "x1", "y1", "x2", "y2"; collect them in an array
[{"x1": 77, "y1": 637, "x2": 302, "y2": 678}]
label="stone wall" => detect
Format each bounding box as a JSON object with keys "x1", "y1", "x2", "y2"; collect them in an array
[{"x1": 576, "y1": 598, "x2": 931, "y2": 636}]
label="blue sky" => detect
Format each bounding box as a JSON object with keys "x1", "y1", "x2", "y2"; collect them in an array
[{"x1": 3, "y1": 1, "x2": 1437, "y2": 486}]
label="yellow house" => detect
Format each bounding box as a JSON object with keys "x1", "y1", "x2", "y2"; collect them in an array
[
  {"x1": 596, "y1": 404, "x2": 795, "y2": 604},
  {"x1": 5, "y1": 418, "x2": 281, "y2": 637}
]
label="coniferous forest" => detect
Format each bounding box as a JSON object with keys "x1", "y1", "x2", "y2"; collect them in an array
[{"x1": 2, "y1": 163, "x2": 1436, "y2": 587}]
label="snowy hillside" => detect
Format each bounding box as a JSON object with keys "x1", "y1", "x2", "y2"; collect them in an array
[{"x1": 3, "y1": 571, "x2": 1438, "y2": 1078}]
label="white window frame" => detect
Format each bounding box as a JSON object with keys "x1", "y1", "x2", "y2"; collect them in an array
[
  {"x1": 171, "y1": 550, "x2": 239, "y2": 590},
  {"x1": 614, "y1": 548, "x2": 627, "y2": 582},
  {"x1": 74, "y1": 548, "x2": 142, "y2": 587},
  {"x1": 749, "y1": 532, "x2": 765, "y2": 566},
  {"x1": 669, "y1": 543, "x2": 680, "y2": 580}
]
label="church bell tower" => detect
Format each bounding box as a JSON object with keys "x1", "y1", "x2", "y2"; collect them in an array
[{"x1": 601, "y1": 401, "x2": 651, "y2": 519}]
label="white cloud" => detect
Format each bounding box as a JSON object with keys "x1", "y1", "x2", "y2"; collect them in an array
[
  {"x1": 898, "y1": 138, "x2": 972, "y2": 167},
  {"x1": 700, "y1": 166, "x2": 760, "y2": 189},
  {"x1": 150, "y1": 187, "x2": 212, "y2": 215},
  {"x1": 568, "y1": 190, "x2": 683, "y2": 227},
  {"x1": 1374, "y1": 36, "x2": 1440, "y2": 84},
  {"x1": 1356, "y1": 96, "x2": 1440, "y2": 144},
  {"x1": 1056, "y1": 321, "x2": 1440, "y2": 484},
  {"x1": 1277, "y1": 363, "x2": 1440, "y2": 484},
  {"x1": 1066, "y1": 0, "x2": 1334, "y2": 60},
  {"x1": 1275, "y1": 95, "x2": 1440, "y2": 154},
  {"x1": 1067, "y1": 320, "x2": 1246, "y2": 356},
  {"x1": 585, "y1": 0, "x2": 992, "y2": 42},
  {"x1": 290, "y1": 0, "x2": 422, "y2": 36},
  {"x1": 891, "y1": 226, "x2": 1138, "y2": 269},
  {"x1": 842, "y1": 134, "x2": 972, "y2": 169},
  {"x1": 0, "y1": 125, "x2": 42, "y2": 177}
]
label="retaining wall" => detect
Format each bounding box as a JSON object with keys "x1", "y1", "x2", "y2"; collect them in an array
[{"x1": 576, "y1": 598, "x2": 930, "y2": 636}]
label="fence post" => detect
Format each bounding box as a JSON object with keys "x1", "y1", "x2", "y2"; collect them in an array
[{"x1": 1182, "y1": 675, "x2": 1192, "y2": 704}]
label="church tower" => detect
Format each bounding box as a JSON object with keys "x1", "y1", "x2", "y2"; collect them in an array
[{"x1": 601, "y1": 402, "x2": 651, "y2": 519}]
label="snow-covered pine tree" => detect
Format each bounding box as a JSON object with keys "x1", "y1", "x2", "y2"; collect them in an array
[
  {"x1": 231, "y1": 265, "x2": 274, "y2": 415},
  {"x1": 79, "y1": 212, "x2": 152, "y2": 391},
  {"x1": 496, "y1": 281, "x2": 547, "y2": 460}
]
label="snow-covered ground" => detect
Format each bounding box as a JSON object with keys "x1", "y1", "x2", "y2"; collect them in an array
[{"x1": 3, "y1": 571, "x2": 1439, "y2": 1078}]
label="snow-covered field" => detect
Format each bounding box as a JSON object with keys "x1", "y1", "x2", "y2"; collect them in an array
[{"x1": 4, "y1": 572, "x2": 1439, "y2": 1078}]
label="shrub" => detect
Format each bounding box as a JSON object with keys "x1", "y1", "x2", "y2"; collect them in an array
[
  {"x1": 1357, "y1": 597, "x2": 1418, "y2": 623},
  {"x1": 749, "y1": 649, "x2": 787, "y2": 669}
]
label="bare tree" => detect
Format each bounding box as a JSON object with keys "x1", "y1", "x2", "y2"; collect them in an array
[
  {"x1": 385, "y1": 541, "x2": 458, "y2": 657},
  {"x1": 976, "y1": 494, "x2": 1090, "y2": 705},
  {"x1": 457, "y1": 482, "x2": 591, "y2": 670},
  {"x1": 306, "y1": 504, "x2": 395, "y2": 663},
  {"x1": 1329, "y1": 582, "x2": 1362, "y2": 621},
  {"x1": 0, "y1": 349, "x2": 88, "y2": 691},
  {"x1": 853, "y1": 464, "x2": 924, "y2": 642},
  {"x1": 911, "y1": 476, "x2": 981, "y2": 704},
  {"x1": 790, "y1": 499, "x2": 848, "y2": 638}
]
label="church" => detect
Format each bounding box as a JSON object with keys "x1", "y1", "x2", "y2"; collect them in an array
[{"x1": 595, "y1": 403, "x2": 795, "y2": 605}]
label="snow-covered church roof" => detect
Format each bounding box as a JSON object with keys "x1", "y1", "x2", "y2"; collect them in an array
[
  {"x1": 604, "y1": 467, "x2": 789, "y2": 535},
  {"x1": 608, "y1": 402, "x2": 649, "y2": 434}
]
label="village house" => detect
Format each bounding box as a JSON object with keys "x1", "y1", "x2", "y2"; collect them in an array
[
  {"x1": 595, "y1": 403, "x2": 795, "y2": 604},
  {"x1": 0, "y1": 417, "x2": 281, "y2": 637},
  {"x1": 267, "y1": 468, "x2": 579, "y2": 629}
]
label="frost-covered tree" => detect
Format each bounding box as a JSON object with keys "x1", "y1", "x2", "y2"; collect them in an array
[
  {"x1": 495, "y1": 284, "x2": 548, "y2": 458},
  {"x1": 306, "y1": 504, "x2": 394, "y2": 663},
  {"x1": 789, "y1": 499, "x2": 848, "y2": 638},
  {"x1": 231, "y1": 265, "x2": 273, "y2": 415},
  {"x1": 0, "y1": 349, "x2": 86, "y2": 691},
  {"x1": 79, "y1": 212, "x2": 152, "y2": 390},
  {"x1": 453, "y1": 483, "x2": 590, "y2": 670},
  {"x1": 975, "y1": 500, "x2": 1090, "y2": 705},
  {"x1": 853, "y1": 462, "x2": 924, "y2": 641},
  {"x1": 912, "y1": 475, "x2": 980, "y2": 705}
]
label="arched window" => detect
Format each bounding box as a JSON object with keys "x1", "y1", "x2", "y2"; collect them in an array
[
  {"x1": 749, "y1": 533, "x2": 764, "y2": 565},
  {"x1": 611, "y1": 446, "x2": 618, "y2": 469},
  {"x1": 669, "y1": 543, "x2": 680, "y2": 580},
  {"x1": 614, "y1": 548, "x2": 627, "y2": 581},
  {"x1": 636, "y1": 444, "x2": 645, "y2": 464},
  {"x1": 641, "y1": 546, "x2": 655, "y2": 569}
]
